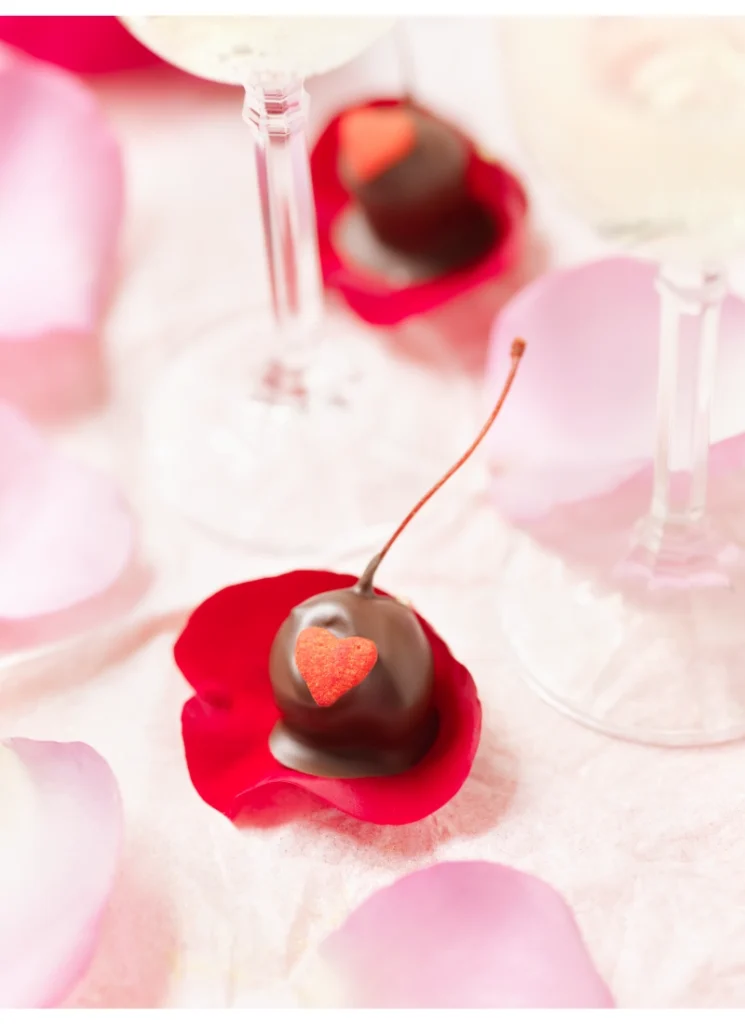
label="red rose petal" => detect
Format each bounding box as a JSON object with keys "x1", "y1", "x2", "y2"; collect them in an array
[
  {"x1": 0, "y1": 16, "x2": 161, "y2": 74},
  {"x1": 174, "y1": 572, "x2": 319, "y2": 707},
  {"x1": 311, "y1": 98, "x2": 529, "y2": 326},
  {"x1": 176, "y1": 570, "x2": 481, "y2": 826}
]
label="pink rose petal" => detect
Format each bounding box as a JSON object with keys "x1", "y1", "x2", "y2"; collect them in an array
[
  {"x1": 0, "y1": 403, "x2": 134, "y2": 620},
  {"x1": 0, "y1": 738, "x2": 123, "y2": 1008},
  {"x1": 304, "y1": 861, "x2": 613, "y2": 1008},
  {"x1": 484, "y1": 257, "x2": 745, "y2": 519},
  {"x1": 0, "y1": 44, "x2": 123, "y2": 342}
]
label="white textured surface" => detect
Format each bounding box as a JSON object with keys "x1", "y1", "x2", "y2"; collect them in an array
[{"x1": 3, "y1": 18, "x2": 745, "y2": 1009}]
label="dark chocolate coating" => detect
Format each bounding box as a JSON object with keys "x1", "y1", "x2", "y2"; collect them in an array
[
  {"x1": 339, "y1": 108, "x2": 496, "y2": 268},
  {"x1": 268, "y1": 586, "x2": 438, "y2": 779}
]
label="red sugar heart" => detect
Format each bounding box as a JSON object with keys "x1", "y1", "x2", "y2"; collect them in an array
[
  {"x1": 295, "y1": 626, "x2": 378, "y2": 708},
  {"x1": 339, "y1": 106, "x2": 417, "y2": 184}
]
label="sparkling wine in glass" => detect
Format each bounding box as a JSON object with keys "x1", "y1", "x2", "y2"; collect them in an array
[
  {"x1": 122, "y1": 16, "x2": 473, "y2": 559},
  {"x1": 497, "y1": 17, "x2": 745, "y2": 746}
]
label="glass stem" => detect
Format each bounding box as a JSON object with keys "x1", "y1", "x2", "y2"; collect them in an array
[
  {"x1": 651, "y1": 265, "x2": 723, "y2": 527},
  {"x1": 243, "y1": 76, "x2": 324, "y2": 386},
  {"x1": 629, "y1": 264, "x2": 726, "y2": 577}
]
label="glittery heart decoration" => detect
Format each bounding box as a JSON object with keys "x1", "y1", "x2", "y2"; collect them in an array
[
  {"x1": 295, "y1": 626, "x2": 378, "y2": 707},
  {"x1": 339, "y1": 106, "x2": 417, "y2": 184}
]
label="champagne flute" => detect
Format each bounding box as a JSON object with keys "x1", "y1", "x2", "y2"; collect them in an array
[
  {"x1": 497, "y1": 17, "x2": 745, "y2": 746},
  {"x1": 122, "y1": 16, "x2": 474, "y2": 558}
]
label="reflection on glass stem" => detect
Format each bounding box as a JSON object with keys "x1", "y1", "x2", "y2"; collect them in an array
[{"x1": 621, "y1": 264, "x2": 736, "y2": 586}]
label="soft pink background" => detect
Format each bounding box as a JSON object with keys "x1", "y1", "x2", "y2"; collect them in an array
[{"x1": 3, "y1": 18, "x2": 745, "y2": 1008}]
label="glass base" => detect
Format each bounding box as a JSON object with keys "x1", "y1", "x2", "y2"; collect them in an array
[
  {"x1": 498, "y1": 519, "x2": 745, "y2": 748},
  {"x1": 144, "y1": 309, "x2": 475, "y2": 563}
]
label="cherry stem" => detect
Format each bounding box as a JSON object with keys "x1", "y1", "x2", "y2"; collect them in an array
[{"x1": 355, "y1": 338, "x2": 527, "y2": 595}]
